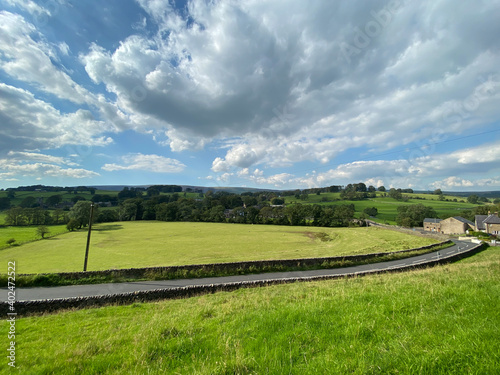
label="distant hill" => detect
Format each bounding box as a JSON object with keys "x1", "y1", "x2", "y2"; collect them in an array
[
  {"x1": 415, "y1": 190, "x2": 500, "y2": 198},
  {"x1": 90, "y1": 185, "x2": 279, "y2": 194}
]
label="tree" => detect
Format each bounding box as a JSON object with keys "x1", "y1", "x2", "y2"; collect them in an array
[
  {"x1": 71, "y1": 196, "x2": 86, "y2": 203},
  {"x1": 52, "y1": 209, "x2": 66, "y2": 225},
  {"x1": 37, "y1": 225, "x2": 50, "y2": 239},
  {"x1": 467, "y1": 195, "x2": 479, "y2": 204},
  {"x1": 284, "y1": 204, "x2": 306, "y2": 226},
  {"x1": 0, "y1": 197, "x2": 11, "y2": 210},
  {"x1": 388, "y1": 188, "x2": 403, "y2": 200},
  {"x1": 433, "y1": 189, "x2": 443, "y2": 195},
  {"x1": 368, "y1": 185, "x2": 376, "y2": 192},
  {"x1": 69, "y1": 201, "x2": 97, "y2": 228},
  {"x1": 208, "y1": 205, "x2": 225, "y2": 222},
  {"x1": 354, "y1": 182, "x2": 367, "y2": 192},
  {"x1": 396, "y1": 204, "x2": 437, "y2": 227},
  {"x1": 46, "y1": 194, "x2": 62, "y2": 207},
  {"x1": 363, "y1": 207, "x2": 378, "y2": 217},
  {"x1": 378, "y1": 186, "x2": 386, "y2": 192},
  {"x1": 20, "y1": 196, "x2": 37, "y2": 208},
  {"x1": 271, "y1": 197, "x2": 284, "y2": 205},
  {"x1": 118, "y1": 198, "x2": 144, "y2": 221},
  {"x1": 5, "y1": 207, "x2": 27, "y2": 226},
  {"x1": 66, "y1": 219, "x2": 80, "y2": 231},
  {"x1": 97, "y1": 209, "x2": 119, "y2": 223}
]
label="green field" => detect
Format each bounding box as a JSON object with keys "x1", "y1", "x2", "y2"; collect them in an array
[
  {"x1": 0, "y1": 225, "x2": 68, "y2": 250},
  {"x1": 5, "y1": 247, "x2": 498, "y2": 374},
  {"x1": 0, "y1": 222, "x2": 437, "y2": 274},
  {"x1": 285, "y1": 193, "x2": 479, "y2": 224}
]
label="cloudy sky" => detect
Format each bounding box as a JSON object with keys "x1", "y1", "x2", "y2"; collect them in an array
[{"x1": 1, "y1": 0, "x2": 499, "y2": 191}]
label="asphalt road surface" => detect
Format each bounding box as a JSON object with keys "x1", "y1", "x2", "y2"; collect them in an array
[{"x1": 15, "y1": 240, "x2": 478, "y2": 302}]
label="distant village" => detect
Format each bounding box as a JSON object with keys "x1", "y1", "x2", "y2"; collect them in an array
[{"x1": 424, "y1": 211, "x2": 500, "y2": 235}]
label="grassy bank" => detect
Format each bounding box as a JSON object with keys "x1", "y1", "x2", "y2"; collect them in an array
[
  {"x1": 0, "y1": 222, "x2": 438, "y2": 274},
  {"x1": 5, "y1": 247, "x2": 499, "y2": 374}
]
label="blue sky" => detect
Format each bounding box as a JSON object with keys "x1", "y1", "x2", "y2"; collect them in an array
[{"x1": 1, "y1": 0, "x2": 499, "y2": 191}]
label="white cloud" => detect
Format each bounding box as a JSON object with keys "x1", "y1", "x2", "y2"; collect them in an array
[
  {"x1": 102, "y1": 154, "x2": 186, "y2": 173},
  {"x1": 3, "y1": 0, "x2": 51, "y2": 16},
  {"x1": 0, "y1": 83, "x2": 113, "y2": 153},
  {"x1": 431, "y1": 176, "x2": 500, "y2": 189},
  {"x1": 1, "y1": 1, "x2": 500, "y2": 188},
  {"x1": 120, "y1": 0, "x2": 500, "y2": 172},
  {"x1": 0, "y1": 11, "x2": 90, "y2": 104},
  {"x1": 0, "y1": 159, "x2": 99, "y2": 180},
  {"x1": 282, "y1": 140, "x2": 500, "y2": 189},
  {"x1": 7, "y1": 151, "x2": 78, "y2": 166}
]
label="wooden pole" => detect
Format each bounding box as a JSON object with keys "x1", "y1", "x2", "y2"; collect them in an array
[{"x1": 83, "y1": 203, "x2": 94, "y2": 272}]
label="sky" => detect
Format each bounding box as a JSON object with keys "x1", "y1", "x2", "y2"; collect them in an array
[{"x1": 0, "y1": 0, "x2": 499, "y2": 191}]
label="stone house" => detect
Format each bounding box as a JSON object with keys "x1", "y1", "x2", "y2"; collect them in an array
[
  {"x1": 439, "y1": 216, "x2": 475, "y2": 235},
  {"x1": 423, "y1": 218, "x2": 442, "y2": 232},
  {"x1": 482, "y1": 213, "x2": 500, "y2": 235}
]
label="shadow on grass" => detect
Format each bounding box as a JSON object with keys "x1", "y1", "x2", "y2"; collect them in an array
[{"x1": 94, "y1": 224, "x2": 123, "y2": 232}]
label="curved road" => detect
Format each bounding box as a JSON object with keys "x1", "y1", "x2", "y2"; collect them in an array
[{"x1": 14, "y1": 240, "x2": 479, "y2": 302}]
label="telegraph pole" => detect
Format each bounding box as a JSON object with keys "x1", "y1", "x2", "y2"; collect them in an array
[{"x1": 83, "y1": 203, "x2": 95, "y2": 272}]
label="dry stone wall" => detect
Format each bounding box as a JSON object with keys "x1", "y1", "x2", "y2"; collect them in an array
[{"x1": 0, "y1": 242, "x2": 485, "y2": 316}]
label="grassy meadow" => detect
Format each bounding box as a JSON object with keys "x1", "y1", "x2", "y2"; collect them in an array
[
  {"x1": 285, "y1": 192, "x2": 479, "y2": 224},
  {"x1": 4, "y1": 246, "x2": 498, "y2": 374},
  {"x1": 0, "y1": 225, "x2": 68, "y2": 250},
  {"x1": 0, "y1": 222, "x2": 437, "y2": 274}
]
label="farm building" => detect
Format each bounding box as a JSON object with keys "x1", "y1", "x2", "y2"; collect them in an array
[
  {"x1": 423, "y1": 218, "x2": 442, "y2": 232},
  {"x1": 439, "y1": 216, "x2": 474, "y2": 235}
]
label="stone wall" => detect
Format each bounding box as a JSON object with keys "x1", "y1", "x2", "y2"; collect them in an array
[
  {"x1": 1, "y1": 242, "x2": 484, "y2": 317},
  {"x1": 17, "y1": 240, "x2": 452, "y2": 282}
]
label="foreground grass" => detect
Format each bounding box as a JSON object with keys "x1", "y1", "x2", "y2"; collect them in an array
[
  {"x1": 0, "y1": 222, "x2": 437, "y2": 274},
  {"x1": 5, "y1": 248, "x2": 499, "y2": 374}
]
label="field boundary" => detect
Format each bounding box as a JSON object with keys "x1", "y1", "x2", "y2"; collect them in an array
[
  {"x1": 0, "y1": 242, "x2": 485, "y2": 316},
  {"x1": 14, "y1": 240, "x2": 452, "y2": 285}
]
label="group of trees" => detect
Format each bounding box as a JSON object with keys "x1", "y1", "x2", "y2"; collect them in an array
[
  {"x1": 4, "y1": 192, "x2": 357, "y2": 230},
  {"x1": 4, "y1": 207, "x2": 67, "y2": 226},
  {"x1": 4, "y1": 184, "x2": 96, "y2": 194},
  {"x1": 3, "y1": 184, "x2": 499, "y2": 230},
  {"x1": 109, "y1": 194, "x2": 356, "y2": 227},
  {"x1": 395, "y1": 204, "x2": 437, "y2": 227}
]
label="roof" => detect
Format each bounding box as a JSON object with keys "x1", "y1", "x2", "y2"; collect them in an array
[
  {"x1": 441, "y1": 216, "x2": 474, "y2": 225},
  {"x1": 451, "y1": 216, "x2": 475, "y2": 226},
  {"x1": 424, "y1": 218, "x2": 442, "y2": 223},
  {"x1": 483, "y1": 214, "x2": 500, "y2": 224},
  {"x1": 475, "y1": 215, "x2": 488, "y2": 230}
]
